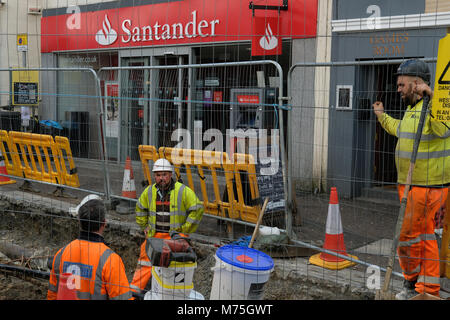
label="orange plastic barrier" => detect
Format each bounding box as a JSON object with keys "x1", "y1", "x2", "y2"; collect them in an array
[
  {"x1": 138, "y1": 145, "x2": 264, "y2": 223},
  {"x1": 158, "y1": 147, "x2": 237, "y2": 219},
  {"x1": 0, "y1": 130, "x2": 21, "y2": 177},
  {"x1": 138, "y1": 145, "x2": 160, "y2": 186},
  {"x1": 230, "y1": 153, "x2": 261, "y2": 223},
  {"x1": 8, "y1": 131, "x2": 62, "y2": 184},
  {"x1": 54, "y1": 136, "x2": 80, "y2": 188}
]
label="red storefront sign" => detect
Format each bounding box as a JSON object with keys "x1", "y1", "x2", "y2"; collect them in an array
[
  {"x1": 213, "y1": 91, "x2": 223, "y2": 102},
  {"x1": 251, "y1": 17, "x2": 282, "y2": 56},
  {"x1": 41, "y1": 0, "x2": 318, "y2": 53},
  {"x1": 237, "y1": 95, "x2": 260, "y2": 104}
]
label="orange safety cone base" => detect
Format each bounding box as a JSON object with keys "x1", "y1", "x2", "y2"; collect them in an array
[
  {"x1": 0, "y1": 179, "x2": 16, "y2": 185},
  {"x1": 309, "y1": 253, "x2": 358, "y2": 270},
  {"x1": 0, "y1": 156, "x2": 16, "y2": 185}
]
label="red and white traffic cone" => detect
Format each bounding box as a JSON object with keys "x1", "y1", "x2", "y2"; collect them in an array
[
  {"x1": 0, "y1": 150, "x2": 15, "y2": 185},
  {"x1": 116, "y1": 156, "x2": 136, "y2": 214},
  {"x1": 122, "y1": 156, "x2": 137, "y2": 199},
  {"x1": 309, "y1": 187, "x2": 358, "y2": 270}
]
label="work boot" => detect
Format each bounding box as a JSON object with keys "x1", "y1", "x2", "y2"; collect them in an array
[{"x1": 395, "y1": 279, "x2": 417, "y2": 300}]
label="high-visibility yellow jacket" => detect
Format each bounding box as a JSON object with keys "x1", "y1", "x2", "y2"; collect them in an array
[
  {"x1": 377, "y1": 98, "x2": 450, "y2": 186},
  {"x1": 135, "y1": 181, "x2": 204, "y2": 238}
]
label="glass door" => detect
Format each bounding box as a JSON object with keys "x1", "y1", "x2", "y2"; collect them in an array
[
  {"x1": 120, "y1": 57, "x2": 150, "y2": 161},
  {"x1": 155, "y1": 55, "x2": 188, "y2": 148}
]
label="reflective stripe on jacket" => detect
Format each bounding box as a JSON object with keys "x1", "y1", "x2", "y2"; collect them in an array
[
  {"x1": 47, "y1": 233, "x2": 133, "y2": 300},
  {"x1": 377, "y1": 99, "x2": 450, "y2": 186},
  {"x1": 135, "y1": 181, "x2": 204, "y2": 237}
]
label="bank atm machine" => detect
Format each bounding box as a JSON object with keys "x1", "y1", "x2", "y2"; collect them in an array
[
  {"x1": 230, "y1": 88, "x2": 278, "y2": 130},
  {"x1": 227, "y1": 87, "x2": 284, "y2": 227}
]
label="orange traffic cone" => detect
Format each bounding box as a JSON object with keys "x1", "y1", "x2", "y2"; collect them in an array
[
  {"x1": 56, "y1": 273, "x2": 78, "y2": 300},
  {"x1": 122, "y1": 156, "x2": 137, "y2": 199},
  {"x1": 0, "y1": 150, "x2": 16, "y2": 185},
  {"x1": 309, "y1": 187, "x2": 358, "y2": 270}
]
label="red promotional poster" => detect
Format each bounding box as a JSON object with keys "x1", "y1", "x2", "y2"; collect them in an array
[{"x1": 251, "y1": 17, "x2": 282, "y2": 56}]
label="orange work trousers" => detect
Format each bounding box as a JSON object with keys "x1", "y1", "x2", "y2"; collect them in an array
[
  {"x1": 397, "y1": 185, "x2": 447, "y2": 296},
  {"x1": 130, "y1": 232, "x2": 187, "y2": 294}
]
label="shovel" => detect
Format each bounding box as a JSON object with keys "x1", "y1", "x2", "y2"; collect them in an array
[
  {"x1": 375, "y1": 94, "x2": 430, "y2": 300},
  {"x1": 249, "y1": 197, "x2": 269, "y2": 248}
]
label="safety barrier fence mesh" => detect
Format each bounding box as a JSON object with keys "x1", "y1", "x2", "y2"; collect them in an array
[{"x1": 0, "y1": 0, "x2": 449, "y2": 302}]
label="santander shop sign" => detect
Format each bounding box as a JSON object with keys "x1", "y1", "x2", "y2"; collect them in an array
[
  {"x1": 40, "y1": 1, "x2": 318, "y2": 53},
  {"x1": 95, "y1": 11, "x2": 219, "y2": 46}
]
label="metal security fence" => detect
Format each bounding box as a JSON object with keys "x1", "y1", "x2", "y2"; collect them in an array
[{"x1": 1, "y1": 0, "x2": 450, "y2": 302}]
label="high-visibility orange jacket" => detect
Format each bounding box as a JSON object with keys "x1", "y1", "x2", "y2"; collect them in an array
[{"x1": 47, "y1": 232, "x2": 133, "y2": 300}]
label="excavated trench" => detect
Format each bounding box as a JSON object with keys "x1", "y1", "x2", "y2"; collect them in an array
[{"x1": 0, "y1": 200, "x2": 374, "y2": 300}]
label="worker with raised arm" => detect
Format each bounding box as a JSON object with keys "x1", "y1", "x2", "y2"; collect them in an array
[
  {"x1": 47, "y1": 195, "x2": 133, "y2": 300},
  {"x1": 372, "y1": 59, "x2": 450, "y2": 299},
  {"x1": 130, "y1": 158, "x2": 204, "y2": 294}
]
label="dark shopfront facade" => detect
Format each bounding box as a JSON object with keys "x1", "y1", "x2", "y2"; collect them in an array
[
  {"x1": 328, "y1": 0, "x2": 450, "y2": 198},
  {"x1": 40, "y1": 0, "x2": 318, "y2": 162}
]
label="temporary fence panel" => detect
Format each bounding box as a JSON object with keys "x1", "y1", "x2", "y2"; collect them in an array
[
  {"x1": 6, "y1": 0, "x2": 450, "y2": 302},
  {"x1": 101, "y1": 61, "x2": 288, "y2": 225}
]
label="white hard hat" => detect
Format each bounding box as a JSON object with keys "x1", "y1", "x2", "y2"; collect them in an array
[
  {"x1": 69, "y1": 194, "x2": 102, "y2": 216},
  {"x1": 152, "y1": 158, "x2": 173, "y2": 172},
  {"x1": 77, "y1": 194, "x2": 102, "y2": 214}
]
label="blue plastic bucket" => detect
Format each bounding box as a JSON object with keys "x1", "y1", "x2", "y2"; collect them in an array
[{"x1": 210, "y1": 245, "x2": 274, "y2": 300}]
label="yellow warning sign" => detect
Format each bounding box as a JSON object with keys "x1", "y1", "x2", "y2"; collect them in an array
[
  {"x1": 11, "y1": 70, "x2": 39, "y2": 106},
  {"x1": 432, "y1": 33, "x2": 450, "y2": 122}
]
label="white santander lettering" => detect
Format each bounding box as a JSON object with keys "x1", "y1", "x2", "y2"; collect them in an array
[
  {"x1": 172, "y1": 23, "x2": 183, "y2": 39},
  {"x1": 198, "y1": 20, "x2": 208, "y2": 37},
  {"x1": 122, "y1": 19, "x2": 132, "y2": 43},
  {"x1": 162, "y1": 24, "x2": 170, "y2": 40},
  {"x1": 210, "y1": 19, "x2": 219, "y2": 36},
  {"x1": 154, "y1": 22, "x2": 161, "y2": 40},
  {"x1": 142, "y1": 26, "x2": 152, "y2": 41},
  {"x1": 185, "y1": 10, "x2": 197, "y2": 38},
  {"x1": 132, "y1": 26, "x2": 141, "y2": 42},
  {"x1": 116, "y1": 11, "x2": 219, "y2": 45}
]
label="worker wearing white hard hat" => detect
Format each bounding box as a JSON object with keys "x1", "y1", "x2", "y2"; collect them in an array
[
  {"x1": 151, "y1": 158, "x2": 174, "y2": 191},
  {"x1": 130, "y1": 158, "x2": 204, "y2": 294}
]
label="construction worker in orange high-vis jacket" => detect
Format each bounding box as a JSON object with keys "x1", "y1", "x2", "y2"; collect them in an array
[
  {"x1": 130, "y1": 158, "x2": 204, "y2": 294},
  {"x1": 47, "y1": 195, "x2": 133, "y2": 300}
]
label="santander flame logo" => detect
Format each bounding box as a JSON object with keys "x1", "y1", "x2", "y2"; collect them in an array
[
  {"x1": 95, "y1": 14, "x2": 117, "y2": 46},
  {"x1": 259, "y1": 23, "x2": 278, "y2": 50}
]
